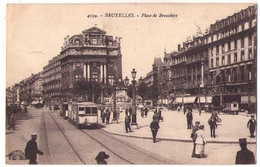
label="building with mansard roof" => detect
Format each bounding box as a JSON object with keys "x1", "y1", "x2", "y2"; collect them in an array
[
  {"x1": 42, "y1": 26, "x2": 122, "y2": 105},
  {"x1": 164, "y1": 5, "x2": 257, "y2": 111}
]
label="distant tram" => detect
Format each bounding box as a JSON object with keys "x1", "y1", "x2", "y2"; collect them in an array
[{"x1": 68, "y1": 102, "x2": 99, "y2": 128}]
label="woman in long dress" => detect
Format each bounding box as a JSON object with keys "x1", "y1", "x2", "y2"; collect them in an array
[{"x1": 195, "y1": 125, "x2": 207, "y2": 158}]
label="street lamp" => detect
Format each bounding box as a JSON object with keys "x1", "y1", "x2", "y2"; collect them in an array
[
  {"x1": 112, "y1": 77, "x2": 118, "y2": 123},
  {"x1": 131, "y1": 69, "x2": 138, "y2": 125}
]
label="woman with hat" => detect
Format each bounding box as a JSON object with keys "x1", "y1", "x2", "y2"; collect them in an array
[
  {"x1": 195, "y1": 125, "x2": 207, "y2": 158},
  {"x1": 95, "y1": 151, "x2": 110, "y2": 164}
]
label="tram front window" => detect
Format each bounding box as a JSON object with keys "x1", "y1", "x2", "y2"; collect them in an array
[
  {"x1": 92, "y1": 107, "x2": 98, "y2": 114},
  {"x1": 85, "y1": 107, "x2": 91, "y2": 114}
]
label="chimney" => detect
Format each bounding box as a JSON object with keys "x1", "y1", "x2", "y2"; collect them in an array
[{"x1": 178, "y1": 44, "x2": 181, "y2": 51}]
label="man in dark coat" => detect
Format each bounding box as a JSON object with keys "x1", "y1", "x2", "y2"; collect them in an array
[
  {"x1": 150, "y1": 118, "x2": 160, "y2": 143},
  {"x1": 191, "y1": 121, "x2": 200, "y2": 157},
  {"x1": 208, "y1": 117, "x2": 217, "y2": 138},
  {"x1": 8, "y1": 113, "x2": 16, "y2": 130},
  {"x1": 25, "y1": 133, "x2": 43, "y2": 164},
  {"x1": 186, "y1": 110, "x2": 193, "y2": 129},
  {"x1": 144, "y1": 107, "x2": 148, "y2": 117},
  {"x1": 235, "y1": 138, "x2": 255, "y2": 164},
  {"x1": 125, "y1": 113, "x2": 132, "y2": 133},
  {"x1": 247, "y1": 115, "x2": 256, "y2": 138}
]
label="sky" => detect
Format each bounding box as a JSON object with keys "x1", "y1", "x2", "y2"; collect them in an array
[{"x1": 6, "y1": 3, "x2": 254, "y2": 87}]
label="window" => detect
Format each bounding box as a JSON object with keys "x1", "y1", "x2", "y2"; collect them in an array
[
  {"x1": 75, "y1": 74, "x2": 81, "y2": 81},
  {"x1": 248, "y1": 48, "x2": 252, "y2": 59},
  {"x1": 92, "y1": 107, "x2": 98, "y2": 114},
  {"x1": 249, "y1": 21, "x2": 252, "y2": 28},
  {"x1": 85, "y1": 107, "x2": 91, "y2": 114},
  {"x1": 75, "y1": 62, "x2": 81, "y2": 67},
  {"x1": 241, "y1": 24, "x2": 245, "y2": 31},
  {"x1": 241, "y1": 37, "x2": 244, "y2": 48},
  {"x1": 248, "y1": 36, "x2": 252, "y2": 46},
  {"x1": 92, "y1": 74, "x2": 98, "y2": 82},
  {"x1": 91, "y1": 38, "x2": 98, "y2": 45},
  {"x1": 234, "y1": 40, "x2": 237, "y2": 49},
  {"x1": 216, "y1": 45, "x2": 219, "y2": 54},
  {"x1": 211, "y1": 59, "x2": 214, "y2": 68},
  {"x1": 241, "y1": 51, "x2": 245, "y2": 61},
  {"x1": 228, "y1": 54, "x2": 231, "y2": 64},
  {"x1": 228, "y1": 42, "x2": 231, "y2": 51},
  {"x1": 216, "y1": 57, "x2": 219, "y2": 67},
  {"x1": 222, "y1": 56, "x2": 225, "y2": 65},
  {"x1": 108, "y1": 75, "x2": 114, "y2": 85},
  {"x1": 79, "y1": 107, "x2": 84, "y2": 111},
  {"x1": 234, "y1": 53, "x2": 237, "y2": 63}
]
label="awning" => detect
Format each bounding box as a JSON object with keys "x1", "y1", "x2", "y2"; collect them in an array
[
  {"x1": 241, "y1": 96, "x2": 256, "y2": 104},
  {"x1": 198, "y1": 96, "x2": 212, "y2": 103},
  {"x1": 175, "y1": 97, "x2": 196, "y2": 104}
]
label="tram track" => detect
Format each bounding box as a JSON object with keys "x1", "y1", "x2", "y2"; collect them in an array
[
  {"x1": 47, "y1": 111, "x2": 87, "y2": 164},
  {"x1": 48, "y1": 111, "x2": 170, "y2": 164}
]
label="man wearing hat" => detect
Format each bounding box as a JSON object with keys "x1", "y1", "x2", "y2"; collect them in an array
[
  {"x1": 150, "y1": 117, "x2": 160, "y2": 143},
  {"x1": 247, "y1": 115, "x2": 256, "y2": 138},
  {"x1": 235, "y1": 138, "x2": 255, "y2": 164},
  {"x1": 95, "y1": 151, "x2": 110, "y2": 164},
  {"x1": 25, "y1": 133, "x2": 44, "y2": 164},
  {"x1": 191, "y1": 121, "x2": 200, "y2": 157}
]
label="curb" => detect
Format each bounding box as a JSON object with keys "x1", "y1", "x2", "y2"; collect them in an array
[{"x1": 100, "y1": 129, "x2": 256, "y2": 144}]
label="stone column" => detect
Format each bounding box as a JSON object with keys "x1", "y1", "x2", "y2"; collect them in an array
[
  {"x1": 83, "y1": 63, "x2": 86, "y2": 79},
  {"x1": 87, "y1": 63, "x2": 90, "y2": 80},
  {"x1": 100, "y1": 63, "x2": 103, "y2": 82},
  {"x1": 104, "y1": 64, "x2": 107, "y2": 84}
]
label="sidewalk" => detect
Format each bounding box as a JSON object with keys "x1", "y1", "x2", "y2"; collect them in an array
[{"x1": 100, "y1": 108, "x2": 257, "y2": 144}]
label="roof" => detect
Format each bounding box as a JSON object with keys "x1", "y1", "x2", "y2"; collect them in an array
[
  {"x1": 77, "y1": 102, "x2": 98, "y2": 107},
  {"x1": 82, "y1": 26, "x2": 106, "y2": 34}
]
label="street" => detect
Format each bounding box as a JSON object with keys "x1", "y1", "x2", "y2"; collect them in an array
[{"x1": 6, "y1": 107, "x2": 256, "y2": 165}]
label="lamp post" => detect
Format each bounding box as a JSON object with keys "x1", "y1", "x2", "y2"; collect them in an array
[
  {"x1": 198, "y1": 81, "x2": 201, "y2": 115},
  {"x1": 112, "y1": 77, "x2": 118, "y2": 123},
  {"x1": 131, "y1": 69, "x2": 138, "y2": 125}
]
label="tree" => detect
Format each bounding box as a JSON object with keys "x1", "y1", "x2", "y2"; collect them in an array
[
  {"x1": 126, "y1": 84, "x2": 133, "y2": 99},
  {"x1": 73, "y1": 79, "x2": 101, "y2": 102},
  {"x1": 146, "y1": 84, "x2": 159, "y2": 104},
  {"x1": 137, "y1": 82, "x2": 149, "y2": 101}
]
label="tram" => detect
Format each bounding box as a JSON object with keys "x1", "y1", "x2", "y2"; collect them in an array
[{"x1": 68, "y1": 101, "x2": 99, "y2": 128}]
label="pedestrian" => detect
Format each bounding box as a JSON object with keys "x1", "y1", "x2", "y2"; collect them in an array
[
  {"x1": 191, "y1": 121, "x2": 200, "y2": 157},
  {"x1": 101, "y1": 110, "x2": 106, "y2": 123},
  {"x1": 184, "y1": 106, "x2": 187, "y2": 115},
  {"x1": 25, "y1": 133, "x2": 44, "y2": 164},
  {"x1": 195, "y1": 125, "x2": 206, "y2": 158},
  {"x1": 247, "y1": 115, "x2": 256, "y2": 138},
  {"x1": 95, "y1": 151, "x2": 110, "y2": 164},
  {"x1": 105, "y1": 107, "x2": 110, "y2": 125},
  {"x1": 125, "y1": 107, "x2": 129, "y2": 116},
  {"x1": 8, "y1": 113, "x2": 16, "y2": 130},
  {"x1": 158, "y1": 109, "x2": 162, "y2": 122},
  {"x1": 208, "y1": 117, "x2": 217, "y2": 138},
  {"x1": 235, "y1": 138, "x2": 255, "y2": 164},
  {"x1": 141, "y1": 107, "x2": 144, "y2": 118},
  {"x1": 125, "y1": 113, "x2": 132, "y2": 133},
  {"x1": 152, "y1": 110, "x2": 159, "y2": 123},
  {"x1": 129, "y1": 107, "x2": 133, "y2": 116},
  {"x1": 144, "y1": 107, "x2": 148, "y2": 117},
  {"x1": 177, "y1": 106, "x2": 181, "y2": 112},
  {"x1": 150, "y1": 118, "x2": 160, "y2": 143},
  {"x1": 24, "y1": 106, "x2": 27, "y2": 112},
  {"x1": 186, "y1": 110, "x2": 193, "y2": 129}
]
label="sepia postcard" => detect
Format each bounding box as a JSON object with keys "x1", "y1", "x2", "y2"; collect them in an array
[{"x1": 5, "y1": 3, "x2": 257, "y2": 165}]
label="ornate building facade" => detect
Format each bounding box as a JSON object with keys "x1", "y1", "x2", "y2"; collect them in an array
[
  {"x1": 164, "y1": 5, "x2": 257, "y2": 110},
  {"x1": 42, "y1": 26, "x2": 122, "y2": 105}
]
